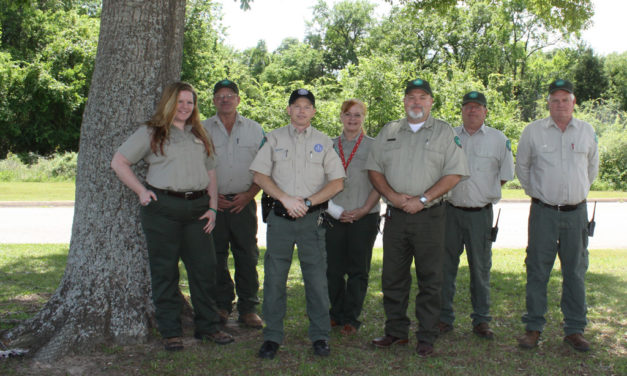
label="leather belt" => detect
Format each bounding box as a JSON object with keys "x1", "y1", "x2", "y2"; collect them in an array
[
  {"x1": 532, "y1": 198, "x2": 585, "y2": 212},
  {"x1": 147, "y1": 185, "x2": 207, "y2": 200},
  {"x1": 448, "y1": 202, "x2": 492, "y2": 212},
  {"x1": 273, "y1": 199, "x2": 328, "y2": 221}
]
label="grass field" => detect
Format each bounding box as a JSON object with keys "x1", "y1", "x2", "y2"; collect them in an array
[
  {"x1": 1, "y1": 182, "x2": 626, "y2": 202},
  {"x1": 1, "y1": 244, "x2": 625, "y2": 375}
]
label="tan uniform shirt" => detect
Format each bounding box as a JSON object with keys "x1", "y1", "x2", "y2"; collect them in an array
[
  {"x1": 250, "y1": 124, "x2": 346, "y2": 197},
  {"x1": 117, "y1": 124, "x2": 217, "y2": 191},
  {"x1": 202, "y1": 114, "x2": 265, "y2": 194},
  {"x1": 448, "y1": 124, "x2": 514, "y2": 207},
  {"x1": 516, "y1": 116, "x2": 598, "y2": 205},
  {"x1": 331, "y1": 133, "x2": 380, "y2": 214},
  {"x1": 366, "y1": 116, "x2": 470, "y2": 207}
]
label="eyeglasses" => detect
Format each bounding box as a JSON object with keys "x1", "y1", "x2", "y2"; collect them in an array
[
  {"x1": 341, "y1": 112, "x2": 363, "y2": 119},
  {"x1": 215, "y1": 94, "x2": 238, "y2": 101}
]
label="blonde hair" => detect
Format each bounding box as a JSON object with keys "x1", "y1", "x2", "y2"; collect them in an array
[{"x1": 146, "y1": 82, "x2": 214, "y2": 156}]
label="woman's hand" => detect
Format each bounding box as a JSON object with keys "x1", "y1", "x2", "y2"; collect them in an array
[{"x1": 199, "y1": 209, "x2": 217, "y2": 233}]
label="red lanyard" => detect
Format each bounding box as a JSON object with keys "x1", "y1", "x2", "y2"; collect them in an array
[{"x1": 338, "y1": 132, "x2": 364, "y2": 171}]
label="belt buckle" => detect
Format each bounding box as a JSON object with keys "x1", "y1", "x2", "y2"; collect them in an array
[{"x1": 184, "y1": 191, "x2": 194, "y2": 200}]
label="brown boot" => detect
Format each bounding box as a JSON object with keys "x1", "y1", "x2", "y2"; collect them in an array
[
  {"x1": 438, "y1": 322, "x2": 453, "y2": 334},
  {"x1": 473, "y1": 322, "x2": 494, "y2": 339},
  {"x1": 238, "y1": 312, "x2": 263, "y2": 329},
  {"x1": 564, "y1": 333, "x2": 590, "y2": 352},
  {"x1": 218, "y1": 309, "x2": 229, "y2": 324},
  {"x1": 518, "y1": 330, "x2": 541, "y2": 349}
]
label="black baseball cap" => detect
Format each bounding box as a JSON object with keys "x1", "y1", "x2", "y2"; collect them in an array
[
  {"x1": 405, "y1": 78, "x2": 432, "y2": 96},
  {"x1": 462, "y1": 91, "x2": 487, "y2": 106},
  {"x1": 213, "y1": 79, "x2": 239, "y2": 95},
  {"x1": 548, "y1": 79, "x2": 573, "y2": 94},
  {"x1": 288, "y1": 88, "x2": 315, "y2": 106}
]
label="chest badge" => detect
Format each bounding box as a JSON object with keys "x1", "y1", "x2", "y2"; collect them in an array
[{"x1": 314, "y1": 143, "x2": 323, "y2": 152}]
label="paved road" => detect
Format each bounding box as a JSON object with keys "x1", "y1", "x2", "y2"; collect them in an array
[{"x1": 1, "y1": 201, "x2": 625, "y2": 249}]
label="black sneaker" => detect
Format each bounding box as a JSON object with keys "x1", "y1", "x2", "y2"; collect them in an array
[
  {"x1": 313, "y1": 339, "x2": 330, "y2": 357},
  {"x1": 258, "y1": 340, "x2": 280, "y2": 359}
]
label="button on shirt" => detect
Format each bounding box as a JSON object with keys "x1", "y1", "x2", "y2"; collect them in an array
[
  {"x1": 448, "y1": 124, "x2": 514, "y2": 207},
  {"x1": 516, "y1": 117, "x2": 599, "y2": 205},
  {"x1": 249, "y1": 124, "x2": 346, "y2": 197},
  {"x1": 331, "y1": 134, "x2": 380, "y2": 214},
  {"x1": 202, "y1": 114, "x2": 265, "y2": 194},
  {"x1": 117, "y1": 124, "x2": 216, "y2": 191},
  {"x1": 366, "y1": 116, "x2": 470, "y2": 207}
]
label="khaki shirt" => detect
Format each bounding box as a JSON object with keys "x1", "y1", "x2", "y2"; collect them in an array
[
  {"x1": 365, "y1": 116, "x2": 470, "y2": 207},
  {"x1": 202, "y1": 114, "x2": 265, "y2": 194},
  {"x1": 117, "y1": 124, "x2": 217, "y2": 191},
  {"x1": 448, "y1": 124, "x2": 514, "y2": 207},
  {"x1": 516, "y1": 116, "x2": 598, "y2": 205},
  {"x1": 331, "y1": 133, "x2": 380, "y2": 214},
  {"x1": 250, "y1": 124, "x2": 346, "y2": 197}
]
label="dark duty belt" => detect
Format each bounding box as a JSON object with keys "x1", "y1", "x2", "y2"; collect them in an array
[
  {"x1": 147, "y1": 185, "x2": 207, "y2": 200},
  {"x1": 532, "y1": 198, "x2": 585, "y2": 212},
  {"x1": 448, "y1": 202, "x2": 492, "y2": 212}
]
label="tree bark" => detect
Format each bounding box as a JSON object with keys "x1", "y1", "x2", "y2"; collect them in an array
[{"x1": 2, "y1": 0, "x2": 186, "y2": 362}]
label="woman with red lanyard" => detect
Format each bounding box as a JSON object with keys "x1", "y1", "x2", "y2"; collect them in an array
[{"x1": 326, "y1": 99, "x2": 381, "y2": 335}]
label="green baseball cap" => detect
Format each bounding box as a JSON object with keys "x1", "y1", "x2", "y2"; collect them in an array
[
  {"x1": 213, "y1": 79, "x2": 239, "y2": 95},
  {"x1": 462, "y1": 91, "x2": 487, "y2": 106},
  {"x1": 405, "y1": 78, "x2": 432, "y2": 96},
  {"x1": 548, "y1": 79, "x2": 573, "y2": 94}
]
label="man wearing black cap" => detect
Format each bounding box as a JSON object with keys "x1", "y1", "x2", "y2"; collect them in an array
[
  {"x1": 439, "y1": 91, "x2": 514, "y2": 340},
  {"x1": 516, "y1": 79, "x2": 598, "y2": 351},
  {"x1": 366, "y1": 79, "x2": 469, "y2": 356},
  {"x1": 202, "y1": 79, "x2": 265, "y2": 329},
  {"x1": 250, "y1": 89, "x2": 345, "y2": 359}
]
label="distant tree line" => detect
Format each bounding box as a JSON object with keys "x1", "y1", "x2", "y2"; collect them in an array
[{"x1": 0, "y1": 0, "x2": 625, "y2": 188}]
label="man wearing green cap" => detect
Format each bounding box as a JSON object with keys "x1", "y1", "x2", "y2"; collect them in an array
[
  {"x1": 366, "y1": 79, "x2": 469, "y2": 356},
  {"x1": 516, "y1": 79, "x2": 598, "y2": 352},
  {"x1": 439, "y1": 91, "x2": 514, "y2": 340},
  {"x1": 202, "y1": 79, "x2": 265, "y2": 329}
]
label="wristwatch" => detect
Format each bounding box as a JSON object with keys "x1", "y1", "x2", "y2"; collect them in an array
[
  {"x1": 304, "y1": 198, "x2": 312, "y2": 208},
  {"x1": 419, "y1": 195, "x2": 428, "y2": 205}
]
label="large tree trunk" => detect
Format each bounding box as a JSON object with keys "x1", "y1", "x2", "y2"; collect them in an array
[{"x1": 2, "y1": 0, "x2": 186, "y2": 362}]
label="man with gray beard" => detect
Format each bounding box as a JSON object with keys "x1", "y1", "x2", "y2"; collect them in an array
[{"x1": 366, "y1": 79, "x2": 469, "y2": 356}]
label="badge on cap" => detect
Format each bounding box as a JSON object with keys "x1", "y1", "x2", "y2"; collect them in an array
[
  {"x1": 469, "y1": 92, "x2": 478, "y2": 98},
  {"x1": 221, "y1": 79, "x2": 231, "y2": 85},
  {"x1": 298, "y1": 89, "x2": 309, "y2": 95},
  {"x1": 506, "y1": 139, "x2": 511, "y2": 151},
  {"x1": 314, "y1": 144, "x2": 323, "y2": 152},
  {"x1": 555, "y1": 79, "x2": 565, "y2": 87},
  {"x1": 413, "y1": 79, "x2": 423, "y2": 85},
  {"x1": 454, "y1": 136, "x2": 462, "y2": 148}
]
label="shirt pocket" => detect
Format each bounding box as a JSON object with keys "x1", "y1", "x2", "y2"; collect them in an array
[
  {"x1": 424, "y1": 142, "x2": 445, "y2": 170},
  {"x1": 537, "y1": 143, "x2": 558, "y2": 167},
  {"x1": 236, "y1": 138, "x2": 259, "y2": 163},
  {"x1": 271, "y1": 148, "x2": 292, "y2": 177},
  {"x1": 473, "y1": 147, "x2": 499, "y2": 173},
  {"x1": 382, "y1": 139, "x2": 402, "y2": 166}
]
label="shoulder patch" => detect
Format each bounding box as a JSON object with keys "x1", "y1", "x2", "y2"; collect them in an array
[
  {"x1": 506, "y1": 139, "x2": 511, "y2": 151},
  {"x1": 454, "y1": 135, "x2": 462, "y2": 148},
  {"x1": 314, "y1": 143, "x2": 323, "y2": 152},
  {"x1": 594, "y1": 133, "x2": 598, "y2": 143}
]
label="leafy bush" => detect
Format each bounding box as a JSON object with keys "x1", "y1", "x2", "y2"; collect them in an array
[{"x1": 0, "y1": 152, "x2": 77, "y2": 182}]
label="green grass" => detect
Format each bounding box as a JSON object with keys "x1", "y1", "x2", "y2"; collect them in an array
[
  {"x1": 0, "y1": 182, "x2": 75, "y2": 201},
  {"x1": 0, "y1": 182, "x2": 625, "y2": 202},
  {"x1": 1, "y1": 244, "x2": 626, "y2": 375}
]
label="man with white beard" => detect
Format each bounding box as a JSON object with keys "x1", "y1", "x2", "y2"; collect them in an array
[{"x1": 366, "y1": 79, "x2": 469, "y2": 356}]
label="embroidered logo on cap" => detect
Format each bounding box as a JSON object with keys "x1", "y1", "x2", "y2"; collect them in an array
[
  {"x1": 469, "y1": 92, "x2": 478, "y2": 98},
  {"x1": 555, "y1": 79, "x2": 565, "y2": 87},
  {"x1": 298, "y1": 89, "x2": 309, "y2": 95},
  {"x1": 413, "y1": 79, "x2": 423, "y2": 85}
]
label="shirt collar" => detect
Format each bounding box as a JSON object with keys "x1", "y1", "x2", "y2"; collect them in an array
[{"x1": 460, "y1": 123, "x2": 485, "y2": 136}]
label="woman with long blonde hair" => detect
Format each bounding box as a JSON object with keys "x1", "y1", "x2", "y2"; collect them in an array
[{"x1": 111, "y1": 81, "x2": 232, "y2": 351}]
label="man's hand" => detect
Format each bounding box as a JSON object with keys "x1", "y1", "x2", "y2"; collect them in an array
[
  {"x1": 229, "y1": 192, "x2": 254, "y2": 214},
  {"x1": 401, "y1": 196, "x2": 425, "y2": 214},
  {"x1": 281, "y1": 196, "x2": 308, "y2": 218}
]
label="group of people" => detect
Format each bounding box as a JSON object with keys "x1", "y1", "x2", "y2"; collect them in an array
[{"x1": 110, "y1": 76, "x2": 598, "y2": 359}]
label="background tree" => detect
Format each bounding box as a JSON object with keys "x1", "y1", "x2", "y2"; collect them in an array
[
  {"x1": 305, "y1": 0, "x2": 376, "y2": 72},
  {"x1": 2, "y1": 0, "x2": 186, "y2": 361}
]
